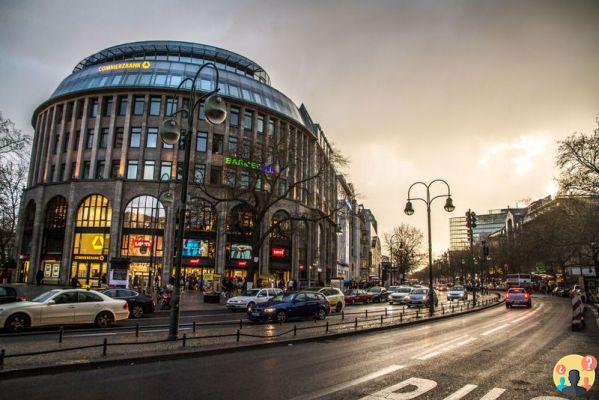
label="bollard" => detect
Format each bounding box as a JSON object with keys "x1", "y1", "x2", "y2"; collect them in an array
[
  {"x1": 239, "y1": 319, "x2": 243, "y2": 330},
  {"x1": 193, "y1": 321, "x2": 196, "y2": 333},
  {"x1": 385, "y1": 308, "x2": 388, "y2": 317},
  {"x1": 354, "y1": 317, "x2": 358, "y2": 330},
  {"x1": 460, "y1": 304, "x2": 463, "y2": 312},
  {"x1": 59, "y1": 326, "x2": 64, "y2": 343},
  {"x1": 341, "y1": 311, "x2": 345, "y2": 321},
  {"x1": 294, "y1": 325, "x2": 297, "y2": 336},
  {"x1": 400, "y1": 312, "x2": 403, "y2": 323},
  {"x1": 365, "y1": 309, "x2": 368, "y2": 319},
  {"x1": 326, "y1": 321, "x2": 329, "y2": 333},
  {"x1": 416, "y1": 309, "x2": 419, "y2": 319},
  {"x1": 236, "y1": 329, "x2": 240, "y2": 342},
  {"x1": 182, "y1": 333, "x2": 186, "y2": 347},
  {"x1": 380, "y1": 315, "x2": 384, "y2": 326},
  {"x1": 135, "y1": 323, "x2": 139, "y2": 338},
  {"x1": 442, "y1": 305, "x2": 445, "y2": 315},
  {"x1": 102, "y1": 338, "x2": 107, "y2": 356},
  {"x1": 0, "y1": 349, "x2": 4, "y2": 367}
]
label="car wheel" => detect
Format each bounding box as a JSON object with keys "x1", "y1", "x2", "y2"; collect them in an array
[
  {"x1": 247, "y1": 302, "x2": 256, "y2": 312},
  {"x1": 131, "y1": 305, "x2": 144, "y2": 319},
  {"x1": 276, "y1": 310, "x2": 287, "y2": 323},
  {"x1": 317, "y1": 308, "x2": 327, "y2": 320},
  {"x1": 5, "y1": 313, "x2": 30, "y2": 333},
  {"x1": 95, "y1": 311, "x2": 114, "y2": 328},
  {"x1": 506, "y1": 303, "x2": 511, "y2": 308},
  {"x1": 335, "y1": 302, "x2": 343, "y2": 312}
]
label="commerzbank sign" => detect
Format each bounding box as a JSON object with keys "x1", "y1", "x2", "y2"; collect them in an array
[
  {"x1": 225, "y1": 156, "x2": 275, "y2": 174},
  {"x1": 98, "y1": 61, "x2": 152, "y2": 73}
]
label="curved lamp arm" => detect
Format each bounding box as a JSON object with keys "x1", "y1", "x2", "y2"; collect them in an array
[{"x1": 166, "y1": 62, "x2": 221, "y2": 118}]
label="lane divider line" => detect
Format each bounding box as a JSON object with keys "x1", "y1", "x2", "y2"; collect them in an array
[
  {"x1": 415, "y1": 337, "x2": 476, "y2": 361},
  {"x1": 480, "y1": 323, "x2": 510, "y2": 337}
]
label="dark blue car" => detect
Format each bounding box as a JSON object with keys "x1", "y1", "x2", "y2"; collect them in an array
[{"x1": 247, "y1": 291, "x2": 331, "y2": 323}]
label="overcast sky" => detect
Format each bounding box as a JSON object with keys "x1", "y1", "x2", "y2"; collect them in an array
[{"x1": 1, "y1": 0, "x2": 598, "y2": 255}]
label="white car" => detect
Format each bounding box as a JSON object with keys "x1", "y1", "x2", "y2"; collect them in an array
[
  {"x1": 1, "y1": 289, "x2": 129, "y2": 332},
  {"x1": 310, "y1": 287, "x2": 345, "y2": 312},
  {"x1": 388, "y1": 286, "x2": 412, "y2": 305},
  {"x1": 447, "y1": 286, "x2": 468, "y2": 301},
  {"x1": 226, "y1": 288, "x2": 283, "y2": 312}
]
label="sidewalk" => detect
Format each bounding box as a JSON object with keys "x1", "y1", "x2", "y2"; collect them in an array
[{"x1": 8, "y1": 284, "x2": 228, "y2": 313}]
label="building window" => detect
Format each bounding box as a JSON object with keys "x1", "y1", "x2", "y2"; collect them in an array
[
  {"x1": 268, "y1": 119, "x2": 275, "y2": 137},
  {"x1": 166, "y1": 98, "x2": 177, "y2": 116},
  {"x1": 99, "y1": 128, "x2": 109, "y2": 149},
  {"x1": 59, "y1": 163, "x2": 66, "y2": 181},
  {"x1": 146, "y1": 127, "x2": 158, "y2": 148},
  {"x1": 76, "y1": 195, "x2": 112, "y2": 228},
  {"x1": 49, "y1": 165, "x2": 56, "y2": 182},
  {"x1": 73, "y1": 130, "x2": 80, "y2": 151},
  {"x1": 228, "y1": 135, "x2": 238, "y2": 155},
  {"x1": 71, "y1": 162, "x2": 76, "y2": 179},
  {"x1": 130, "y1": 127, "x2": 141, "y2": 148},
  {"x1": 126, "y1": 160, "x2": 138, "y2": 179},
  {"x1": 178, "y1": 132, "x2": 186, "y2": 150},
  {"x1": 52, "y1": 134, "x2": 60, "y2": 155},
  {"x1": 243, "y1": 110, "x2": 253, "y2": 130},
  {"x1": 62, "y1": 131, "x2": 70, "y2": 153},
  {"x1": 163, "y1": 140, "x2": 174, "y2": 149},
  {"x1": 89, "y1": 99, "x2": 99, "y2": 118},
  {"x1": 103, "y1": 97, "x2": 113, "y2": 117},
  {"x1": 76, "y1": 100, "x2": 84, "y2": 119},
  {"x1": 229, "y1": 107, "x2": 239, "y2": 127},
  {"x1": 194, "y1": 164, "x2": 205, "y2": 183},
  {"x1": 209, "y1": 166, "x2": 222, "y2": 185},
  {"x1": 143, "y1": 160, "x2": 155, "y2": 180},
  {"x1": 118, "y1": 96, "x2": 128, "y2": 116},
  {"x1": 257, "y1": 114, "x2": 265, "y2": 134},
  {"x1": 114, "y1": 127, "x2": 124, "y2": 148},
  {"x1": 212, "y1": 134, "x2": 223, "y2": 155},
  {"x1": 160, "y1": 161, "x2": 172, "y2": 180},
  {"x1": 82, "y1": 161, "x2": 91, "y2": 179},
  {"x1": 241, "y1": 138, "x2": 251, "y2": 159},
  {"x1": 95, "y1": 160, "x2": 105, "y2": 179},
  {"x1": 198, "y1": 101, "x2": 205, "y2": 120},
  {"x1": 196, "y1": 131, "x2": 208, "y2": 152},
  {"x1": 133, "y1": 96, "x2": 145, "y2": 115},
  {"x1": 85, "y1": 129, "x2": 94, "y2": 149},
  {"x1": 110, "y1": 161, "x2": 120, "y2": 179},
  {"x1": 122, "y1": 195, "x2": 165, "y2": 229},
  {"x1": 149, "y1": 96, "x2": 161, "y2": 116},
  {"x1": 177, "y1": 162, "x2": 183, "y2": 181}
]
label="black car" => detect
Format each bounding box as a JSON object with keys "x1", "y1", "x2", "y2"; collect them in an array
[
  {"x1": 367, "y1": 287, "x2": 389, "y2": 303},
  {"x1": 0, "y1": 285, "x2": 23, "y2": 304},
  {"x1": 102, "y1": 289, "x2": 155, "y2": 318}
]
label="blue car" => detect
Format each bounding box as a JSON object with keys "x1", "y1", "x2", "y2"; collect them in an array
[{"x1": 247, "y1": 291, "x2": 331, "y2": 323}]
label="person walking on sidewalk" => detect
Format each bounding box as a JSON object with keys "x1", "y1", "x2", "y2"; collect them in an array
[{"x1": 35, "y1": 269, "x2": 44, "y2": 286}]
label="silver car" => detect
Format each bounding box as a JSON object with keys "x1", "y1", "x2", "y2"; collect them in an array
[
  {"x1": 407, "y1": 288, "x2": 438, "y2": 308},
  {"x1": 226, "y1": 288, "x2": 283, "y2": 311},
  {"x1": 447, "y1": 286, "x2": 468, "y2": 301},
  {"x1": 388, "y1": 286, "x2": 412, "y2": 305}
]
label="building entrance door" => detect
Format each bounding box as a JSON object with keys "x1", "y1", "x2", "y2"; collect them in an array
[{"x1": 72, "y1": 261, "x2": 105, "y2": 287}]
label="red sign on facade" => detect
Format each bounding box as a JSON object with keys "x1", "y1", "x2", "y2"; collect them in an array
[
  {"x1": 237, "y1": 260, "x2": 248, "y2": 267},
  {"x1": 189, "y1": 258, "x2": 200, "y2": 266},
  {"x1": 133, "y1": 238, "x2": 152, "y2": 248},
  {"x1": 271, "y1": 247, "x2": 286, "y2": 258}
]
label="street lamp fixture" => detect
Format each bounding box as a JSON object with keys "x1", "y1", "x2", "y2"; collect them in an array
[
  {"x1": 404, "y1": 179, "x2": 454, "y2": 316},
  {"x1": 161, "y1": 62, "x2": 227, "y2": 340}
]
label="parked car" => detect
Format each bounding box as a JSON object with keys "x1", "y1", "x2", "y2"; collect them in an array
[
  {"x1": 388, "y1": 286, "x2": 412, "y2": 305},
  {"x1": 0, "y1": 285, "x2": 25, "y2": 304},
  {"x1": 102, "y1": 289, "x2": 155, "y2": 318},
  {"x1": 505, "y1": 287, "x2": 531, "y2": 308},
  {"x1": 447, "y1": 285, "x2": 468, "y2": 301},
  {"x1": 248, "y1": 291, "x2": 330, "y2": 323},
  {"x1": 0, "y1": 289, "x2": 129, "y2": 332},
  {"x1": 407, "y1": 288, "x2": 438, "y2": 308},
  {"x1": 307, "y1": 287, "x2": 345, "y2": 312},
  {"x1": 343, "y1": 289, "x2": 372, "y2": 305},
  {"x1": 367, "y1": 287, "x2": 389, "y2": 303},
  {"x1": 226, "y1": 288, "x2": 283, "y2": 312}
]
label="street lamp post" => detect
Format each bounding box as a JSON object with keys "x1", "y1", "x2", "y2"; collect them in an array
[
  {"x1": 159, "y1": 62, "x2": 227, "y2": 340},
  {"x1": 388, "y1": 233, "x2": 400, "y2": 286},
  {"x1": 404, "y1": 180, "x2": 455, "y2": 316}
]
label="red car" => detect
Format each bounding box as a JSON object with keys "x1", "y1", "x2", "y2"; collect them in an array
[{"x1": 344, "y1": 289, "x2": 373, "y2": 305}]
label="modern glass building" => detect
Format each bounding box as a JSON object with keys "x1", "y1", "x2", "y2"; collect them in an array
[
  {"x1": 16, "y1": 41, "x2": 338, "y2": 289},
  {"x1": 449, "y1": 209, "x2": 509, "y2": 251}
]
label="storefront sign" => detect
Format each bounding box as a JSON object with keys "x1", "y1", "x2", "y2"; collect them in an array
[
  {"x1": 98, "y1": 61, "x2": 151, "y2": 72},
  {"x1": 74, "y1": 255, "x2": 106, "y2": 261},
  {"x1": 189, "y1": 258, "x2": 200, "y2": 266},
  {"x1": 224, "y1": 156, "x2": 275, "y2": 174},
  {"x1": 237, "y1": 260, "x2": 248, "y2": 267},
  {"x1": 271, "y1": 247, "x2": 286, "y2": 258},
  {"x1": 133, "y1": 238, "x2": 152, "y2": 248},
  {"x1": 231, "y1": 244, "x2": 252, "y2": 260}
]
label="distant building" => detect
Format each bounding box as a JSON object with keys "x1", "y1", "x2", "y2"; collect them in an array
[{"x1": 449, "y1": 209, "x2": 511, "y2": 250}]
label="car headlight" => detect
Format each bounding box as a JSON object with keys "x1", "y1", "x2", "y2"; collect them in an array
[{"x1": 264, "y1": 307, "x2": 275, "y2": 313}]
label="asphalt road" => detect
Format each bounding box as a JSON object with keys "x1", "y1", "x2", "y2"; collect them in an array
[{"x1": 2, "y1": 295, "x2": 596, "y2": 399}]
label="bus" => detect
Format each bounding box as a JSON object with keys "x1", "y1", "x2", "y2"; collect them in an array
[{"x1": 505, "y1": 274, "x2": 532, "y2": 289}]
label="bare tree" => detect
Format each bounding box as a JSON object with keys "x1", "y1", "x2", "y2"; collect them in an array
[
  {"x1": 557, "y1": 117, "x2": 599, "y2": 196},
  {"x1": 192, "y1": 127, "x2": 348, "y2": 283},
  {"x1": 0, "y1": 113, "x2": 31, "y2": 158},
  {"x1": 383, "y1": 223, "x2": 424, "y2": 282},
  {"x1": 0, "y1": 159, "x2": 27, "y2": 267}
]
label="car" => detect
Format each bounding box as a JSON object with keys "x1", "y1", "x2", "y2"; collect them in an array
[
  {"x1": 226, "y1": 288, "x2": 283, "y2": 312},
  {"x1": 367, "y1": 287, "x2": 389, "y2": 303},
  {"x1": 388, "y1": 286, "x2": 412, "y2": 305},
  {"x1": 343, "y1": 289, "x2": 372, "y2": 305},
  {"x1": 248, "y1": 291, "x2": 330, "y2": 323},
  {"x1": 505, "y1": 287, "x2": 531, "y2": 308},
  {"x1": 447, "y1": 285, "x2": 468, "y2": 301},
  {"x1": 0, "y1": 285, "x2": 26, "y2": 304},
  {"x1": 102, "y1": 289, "x2": 155, "y2": 318},
  {"x1": 406, "y1": 288, "x2": 438, "y2": 308},
  {"x1": 0, "y1": 289, "x2": 129, "y2": 332},
  {"x1": 307, "y1": 287, "x2": 345, "y2": 312}
]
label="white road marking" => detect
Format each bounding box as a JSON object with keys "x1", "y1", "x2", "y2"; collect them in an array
[
  {"x1": 411, "y1": 335, "x2": 470, "y2": 360},
  {"x1": 480, "y1": 323, "x2": 510, "y2": 336},
  {"x1": 415, "y1": 337, "x2": 476, "y2": 360},
  {"x1": 442, "y1": 384, "x2": 477, "y2": 399},
  {"x1": 480, "y1": 388, "x2": 507, "y2": 400},
  {"x1": 360, "y1": 377, "x2": 437, "y2": 400},
  {"x1": 290, "y1": 364, "x2": 405, "y2": 400}
]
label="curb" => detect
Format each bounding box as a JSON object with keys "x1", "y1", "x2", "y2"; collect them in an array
[{"x1": 0, "y1": 296, "x2": 503, "y2": 380}]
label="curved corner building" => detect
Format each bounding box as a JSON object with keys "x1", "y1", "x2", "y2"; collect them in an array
[{"x1": 17, "y1": 41, "x2": 338, "y2": 288}]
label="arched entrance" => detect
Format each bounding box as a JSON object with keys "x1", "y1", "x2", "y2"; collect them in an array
[
  {"x1": 269, "y1": 210, "x2": 292, "y2": 288},
  {"x1": 40, "y1": 196, "x2": 68, "y2": 284},
  {"x1": 18, "y1": 201, "x2": 35, "y2": 282},
  {"x1": 226, "y1": 204, "x2": 254, "y2": 280}
]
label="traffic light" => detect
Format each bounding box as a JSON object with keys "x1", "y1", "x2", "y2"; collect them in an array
[{"x1": 470, "y1": 212, "x2": 477, "y2": 228}]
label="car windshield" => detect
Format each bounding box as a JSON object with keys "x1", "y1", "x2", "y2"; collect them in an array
[
  {"x1": 412, "y1": 289, "x2": 428, "y2": 294},
  {"x1": 453, "y1": 286, "x2": 464, "y2": 291},
  {"x1": 240, "y1": 289, "x2": 260, "y2": 297},
  {"x1": 31, "y1": 290, "x2": 61, "y2": 303},
  {"x1": 509, "y1": 289, "x2": 525, "y2": 293},
  {"x1": 280, "y1": 293, "x2": 297, "y2": 302},
  {"x1": 397, "y1": 287, "x2": 412, "y2": 293},
  {"x1": 370, "y1": 287, "x2": 381, "y2": 293}
]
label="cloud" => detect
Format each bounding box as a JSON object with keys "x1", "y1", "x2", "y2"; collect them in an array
[{"x1": 479, "y1": 135, "x2": 548, "y2": 174}]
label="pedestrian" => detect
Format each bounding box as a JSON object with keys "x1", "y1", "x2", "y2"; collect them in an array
[
  {"x1": 35, "y1": 268, "x2": 44, "y2": 286},
  {"x1": 71, "y1": 276, "x2": 81, "y2": 288}
]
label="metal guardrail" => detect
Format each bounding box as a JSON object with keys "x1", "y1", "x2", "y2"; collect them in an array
[{"x1": 0, "y1": 295, "x2": 501, "y2": 368}]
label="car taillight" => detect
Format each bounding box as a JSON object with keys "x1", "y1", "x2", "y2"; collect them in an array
[
  {"x1": 19, "y1": 296, "x2": 27, "y2": 302},
  {"x1": 524, "y1": 293, "x2": 529, "y2": 299},
  {"x1": 123, "y1": 302, "x2": 128, "y2": 310}
]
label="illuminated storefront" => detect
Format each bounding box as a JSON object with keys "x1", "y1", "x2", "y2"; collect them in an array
[
  {"x1": 225, "y1": 204, "x2": 253, "y2": 279},
  {"x1": 71, "y1": 195, "x2": 111, "y2": 287},
  {"x1": 269, "y1": 211, "x2": 292, "y2": 285}
]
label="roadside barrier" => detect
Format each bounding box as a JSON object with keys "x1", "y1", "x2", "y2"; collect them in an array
[{"x1": 0, "y1": 294, "x2": 502, "y2": 368}]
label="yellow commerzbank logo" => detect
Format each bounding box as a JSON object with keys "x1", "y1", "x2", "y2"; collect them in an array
[{"x1": 98, "y1": 60, "x2": 151, "y2": 72}]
